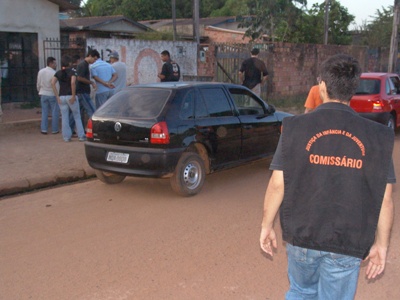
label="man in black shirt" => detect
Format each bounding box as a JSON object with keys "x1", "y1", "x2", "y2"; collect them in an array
[
  {"x1": 75, "y1": 50, "x2": 99, "y2": 128},
  {"x1": 239, "y1": 48, "x2": 268, "y2": 97},
  {"x1": 158, "y1": 50, "x2": 180, "y2": 82}
]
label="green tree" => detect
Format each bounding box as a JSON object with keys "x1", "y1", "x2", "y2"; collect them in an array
[
  {"x1": 82, "y1": 0, "x2": 226, "y2": 20},
  {"x1": 238, "y1": 0, "x2": 307, "y2": 42},
  {"x1": 210, "y1": 0, "x2": 249, "y2": 17},
  {"x1": 306, "y1": 0, "x2": 354, "y2": 45},
  {"x1": 356, "y1": 6, "x2": 393, "y2": 48}
]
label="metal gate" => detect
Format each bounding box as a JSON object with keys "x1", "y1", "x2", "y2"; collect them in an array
[
  {"x1": 43, "y1": 37, "x2": 87, "y2": 68},
  {"x1": 213, "y1": 43, "x2": 273, "y2": 99},
  {"x1": 0, "y1": 32, "x2": 39, "y2": 103}
]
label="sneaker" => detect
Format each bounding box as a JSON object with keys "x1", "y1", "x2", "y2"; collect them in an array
[
  {"x1": 79, "y1": 137, "x2": 87, "y2": 142},
  {"x1": 41, "y1": 131, "x2": 47, "y2": 135},
  {"x1": 64, "y1": 139, "x2": 71, "y2": 142},
  {"x1": 52, "y1": 131, "x2": 59, "y2": 134}
]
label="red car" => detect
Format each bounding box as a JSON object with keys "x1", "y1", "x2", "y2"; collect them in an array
[{"x1": 350, "y1": 72, "x2": 400, "y2": 130}]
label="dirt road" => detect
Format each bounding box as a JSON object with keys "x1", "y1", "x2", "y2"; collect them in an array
[{"x1": 0, "y1": 136, "x2": 399, "y2": 300}]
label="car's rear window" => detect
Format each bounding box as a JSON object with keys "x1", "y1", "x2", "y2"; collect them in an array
[
  {"x1": 94, "y1": 88, "x2": 171, "y2": 119},
  {"x1": 355, "y1": 79, "x2": 380, "y2": 95}
]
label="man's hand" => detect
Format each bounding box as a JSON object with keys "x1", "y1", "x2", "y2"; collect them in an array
[
  {"x1": 260, "y1": 227, "x2": 278, "y2": 256},
  {"x1": 365, "y1": 244, "x2": 388, "y2": 279}
]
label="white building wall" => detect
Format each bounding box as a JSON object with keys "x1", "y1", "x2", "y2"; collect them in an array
[
  {"x1": 87, "y1": 38, "x2": 198, "y2": 85},
  {"x1": 0, "y1": 0, "x2": 61, "y2": 68}
]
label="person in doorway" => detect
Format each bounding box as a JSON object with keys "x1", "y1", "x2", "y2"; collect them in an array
[
  {"x1": 157, "y1": 50, "x2": 180, "y2": 82},
  {"x1": 109, "y1": 51, "x2": 126, "y2": 95},
  {"x1": 239, "y1": 48, "x2": 268, "y2": 97},
  {"x1": 37, "y1": 56, "x2": 59, "y2": 134},
  {"x1": 259, "y1": 54, "x2": 395, "y2": 299},
  {"x1": 90, "y1": 53, "x2": 117, "y2": 109},
  {"x1": 51, "y1": 55, "x2": 86, "y2": 142},
  {"x1": 304, "y1": 84, "x2": 323, "y2": 113}
]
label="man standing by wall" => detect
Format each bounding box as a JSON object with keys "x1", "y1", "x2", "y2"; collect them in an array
[
  {"x1": 91, "y1": 53, "x2": 117, "y2": 108},
  {"x1": 259, "y1": 54, "x2": 395, "y2": 299},
  {"x1": 109, "y1": 51, "x2": 126, "y2": 95},
  {"x1": 239, "y1": 48, "x2": 268, "y2": 97},
  {"x1": 157, "y1": 50, "x2": 180, "y2": 82},
  {"x1": 37, "y1": 56, "x2": 59, "y2": 134}
]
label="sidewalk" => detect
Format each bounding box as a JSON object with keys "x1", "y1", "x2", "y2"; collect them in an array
[{"x1": 0, "y1": 104, "x2": 95, "y2": 197}]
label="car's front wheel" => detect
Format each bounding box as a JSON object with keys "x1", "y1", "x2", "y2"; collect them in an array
[
  {"x1": 170, "y1": 152, "x2": 206, "y2": 197},
  {"x1": 95, "y1": 170, "x2": 126, "y2": 184}
]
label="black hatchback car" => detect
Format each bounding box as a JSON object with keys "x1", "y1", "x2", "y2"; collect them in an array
[{"x1": 85, "y1": 82, "x2": 291, "y2": 196}]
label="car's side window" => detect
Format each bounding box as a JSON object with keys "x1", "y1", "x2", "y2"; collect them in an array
[
  {"x1": 229, "y1": 88, "x2": 264, "y2": 116},
  {"x1": 386, "y1": 79, "x2": 394, "y2": 95},
  {"x1": 199, "y1": 88, "x2": 234, "y2": 117},
  {"x1": 180, "y1": 90, "x2": 195, "y2": 119},
  {"x1": 390, "y1": 77, "x2": 400, "y2": 94}
]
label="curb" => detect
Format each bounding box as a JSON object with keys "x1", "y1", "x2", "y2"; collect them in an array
[{"x1": 0, "y1": 168, "x2": 96, "y2": 198}]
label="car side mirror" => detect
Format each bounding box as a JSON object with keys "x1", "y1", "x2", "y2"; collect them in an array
[{"x1": 267, "y1": 104, "x2": 276, "y2": 114}]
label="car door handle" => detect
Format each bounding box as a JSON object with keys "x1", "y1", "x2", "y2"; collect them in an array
[
  {"x1": 199, "y1": 128, "x2": 211, "y2": 134},
  {"x1": 243, "y1": 125, "x2": 253, "y2": 129}
]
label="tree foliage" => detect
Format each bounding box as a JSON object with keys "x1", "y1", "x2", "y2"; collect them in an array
[
  {"x1": 82, "y1": 0, "x2": 226, "y2": 20},
  {"x1": 238, "y1": 0, "x2": 307, "y2": 42},
  {"x1": 355, "y1": 6, "x2": 394, "y2": 48}
]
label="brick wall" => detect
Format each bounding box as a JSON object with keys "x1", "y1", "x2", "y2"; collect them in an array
[{"x1": 198, "y1": 39, "x2": 389, "y2": 98}]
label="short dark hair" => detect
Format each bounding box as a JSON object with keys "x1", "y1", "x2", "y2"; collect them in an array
[
  {"x1": 88, "y1": 49, "x2": 100, "y2": 58},
  {"x1": 72, "y1": 54, "x2": 80, "y2": 62},
  {"x1": 161, "y1": 50, "x2": 170, "y2": 57},
  {"x1": 251, "y1": 48, "x2": 260, "y2": 55},
  {"x1": 46, "y1": 56, "x2": 56, "y2": 66},
  {"x1": 319, "y1": 54, "x2": 361, "y2": 102},
  {"x1": 61, "y1": 55, "x2": 72, "y2": 68}
]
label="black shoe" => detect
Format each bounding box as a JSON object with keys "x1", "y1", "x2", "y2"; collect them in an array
[{"x1": 41, "y1": 131, "x2": 47, "y2": 135}]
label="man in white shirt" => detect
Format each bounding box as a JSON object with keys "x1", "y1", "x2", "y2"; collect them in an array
[{"x1": 37, "y1": 57, "x2": 59, "y2": 134}]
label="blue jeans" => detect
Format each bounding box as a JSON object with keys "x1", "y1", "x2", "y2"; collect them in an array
[
  {"x1": 69, "y1": 93, "x2": 95, "y2": 131},
  {"x1": 95, "y1": 91, "x2": 113, "y2": 109},
  {"x1": 40, "y1": 95, "x2": 59, "y2": 133},
  {"x1": 58, "y1": 96, "x2": 85, "y2": 141},
  {"x1": 286, "y1": 243, "x2": 361, "y2": 300}
]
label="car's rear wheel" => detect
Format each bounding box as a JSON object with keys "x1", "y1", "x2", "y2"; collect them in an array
[
  {"x1": 95, "y1": 170, "x2": 126, "y2": 184},
  {"x1": 170, "y1": 152, "x2": 205, "y2": 197},
  {"x1": 387, "y1": 115, "x2": 396, "y2": 130}
]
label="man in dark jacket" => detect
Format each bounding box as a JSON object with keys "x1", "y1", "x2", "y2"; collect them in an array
[
  {"x1": 259, "y1": 54, "x2": 395, "y2": 299},
  {"x1": 158, "y1": 50, "x2": 180, "y2": 82}
]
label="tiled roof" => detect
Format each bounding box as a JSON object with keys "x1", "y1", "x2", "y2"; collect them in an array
[
  {"x1": 60, "y1": 15, "x2": 150, "y2": 31},
  {"x1": 140, "y1": 16, "x2": 238, "y2": 28}
]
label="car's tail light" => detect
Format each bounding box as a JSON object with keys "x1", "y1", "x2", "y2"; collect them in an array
[
  {"x1": 150, "y1": 121, "x2": 170, "y2": 144},
  {"x1": 86, "y1": 119, "x2": 93, "y2": 138},
  {"x1": 372, "y1": 101, "x2": 384, "y2": 111}
]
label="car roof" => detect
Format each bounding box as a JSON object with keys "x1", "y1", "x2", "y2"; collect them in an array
[
  {"x1": 126, "y1": 81, "x2": 243, "y2": 90},
  {"x1": 360, "y1": 72, "x2": 399, "y2": 79}
]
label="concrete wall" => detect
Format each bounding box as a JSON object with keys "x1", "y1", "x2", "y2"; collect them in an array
[
  {"x1": 87, "y1": 38, "x2": 198, "y2": 85},
  {"x1": 0, "y1": 0, "x2": 61, "y2": 69}
]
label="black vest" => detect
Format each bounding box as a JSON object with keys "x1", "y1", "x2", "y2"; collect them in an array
[{"x1": 280, "y1": 102, "x2": 394, "y2": 259}]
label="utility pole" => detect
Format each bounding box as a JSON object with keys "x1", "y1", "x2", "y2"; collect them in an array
[
  {"x1": 193, "y1": 0, "x2": 200, "y2": 46},
  {"x1": 323, "y1": 0, "x2": 330, "y2": 45},
  {"x1": 172, "y1": 0, "x2": 177, "y2": 41},
  {"x1": 388, "y1": 0, "x2": 400, "y2": 72}
]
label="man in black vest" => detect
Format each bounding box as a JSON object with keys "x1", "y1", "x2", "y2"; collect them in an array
[
  {"x1": 259, "y1": 54, "x2": 395, "y2": 299},
  {"x1": 157, "y1": 50, "x2": 180, "y2": 82}
]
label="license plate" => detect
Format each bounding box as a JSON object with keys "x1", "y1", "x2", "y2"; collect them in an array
[{"x1": 106, "y1": 152, "x2": 129, "y2": 163}]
